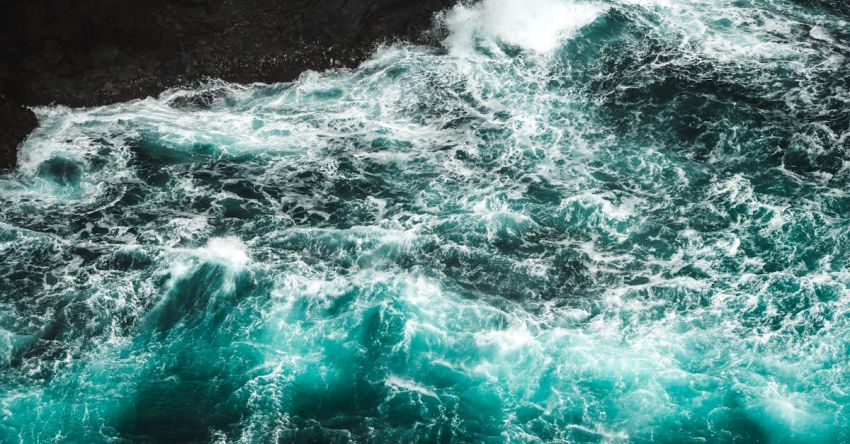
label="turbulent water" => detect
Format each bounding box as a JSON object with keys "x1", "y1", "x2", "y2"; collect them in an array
[{"x1": 2, "y1": 0, "x2": 850, "y2": 442}]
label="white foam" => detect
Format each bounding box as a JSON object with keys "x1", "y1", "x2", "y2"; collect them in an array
[
  {"x1": 385, "y1": 375, "x2": 437, "y2": 398},
  {"x1": 442, "y1": 0, "x2": 606, "y2": 55},
  {"x1": 0, "y1": 328, "x2": 12, "y2": 366},
  {"x1": 197, "y1": 237, "x2": 251, "y2": 269}
]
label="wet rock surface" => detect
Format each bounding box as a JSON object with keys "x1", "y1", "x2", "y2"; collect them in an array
[
  {"x1": 0, "y1": 98, "x2": 39, "y2": 170},
  {"x1": 0, "y1": 0, "x2": 456, "y2": 170}
]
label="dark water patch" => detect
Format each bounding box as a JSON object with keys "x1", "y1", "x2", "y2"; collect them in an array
[{"x1": 37, "y1": 157, "x2": 83, "y2": 188}]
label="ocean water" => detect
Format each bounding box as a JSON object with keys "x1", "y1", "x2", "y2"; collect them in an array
[{"x1": 1, "y1": 0, "x2": 849, "y2": 442}]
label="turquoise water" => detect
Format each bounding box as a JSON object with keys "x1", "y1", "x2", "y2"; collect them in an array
[{"x1": 2, "y1": 0, "x2": 849, "y2": 442}]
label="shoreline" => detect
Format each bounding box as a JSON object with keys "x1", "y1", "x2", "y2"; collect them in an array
[{"x1": 0, "y1": 0, "x2": 457, "y2": 170}]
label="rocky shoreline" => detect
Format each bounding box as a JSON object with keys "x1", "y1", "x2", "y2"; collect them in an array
[{"x1": 0, "y1": 0, "x2": 457, "y2": 170}]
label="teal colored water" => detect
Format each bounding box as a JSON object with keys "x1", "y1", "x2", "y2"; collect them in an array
[{"x1": 2, "y1": 0, "x2": 849, "y2": 442}]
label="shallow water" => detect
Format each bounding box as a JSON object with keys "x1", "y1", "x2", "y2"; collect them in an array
[{"x1": 1, "y1": 0, "x2": 849, "y2": 442}]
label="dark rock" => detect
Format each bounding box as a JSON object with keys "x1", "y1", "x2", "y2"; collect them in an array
[
  {"x1": 0, "y1": 0, "x2": 458, "y2": 171},
  {"x1": 0, "y1": 97, "x2": 38, "y2": 171},
  {"x1": 42, "y1": 40, "x2": 64, "y2": 65}
]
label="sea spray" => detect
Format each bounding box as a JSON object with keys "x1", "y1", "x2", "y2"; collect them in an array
[{"x1": 1, "y1": 0, "x2": 849, "y2": 442}]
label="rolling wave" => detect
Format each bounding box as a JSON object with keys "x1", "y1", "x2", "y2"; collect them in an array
[{"x1": 1, "y1": 0, "x2": 848, "y2": 442}]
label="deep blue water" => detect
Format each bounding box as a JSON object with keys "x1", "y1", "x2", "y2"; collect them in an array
[{"x1": 2, "y1": 0, "x2": 849, "y2": 442}]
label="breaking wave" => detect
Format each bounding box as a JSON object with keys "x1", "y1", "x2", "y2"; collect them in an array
[{"x1": 2, "y1": 0, "x2": 849, "y2": 442}]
